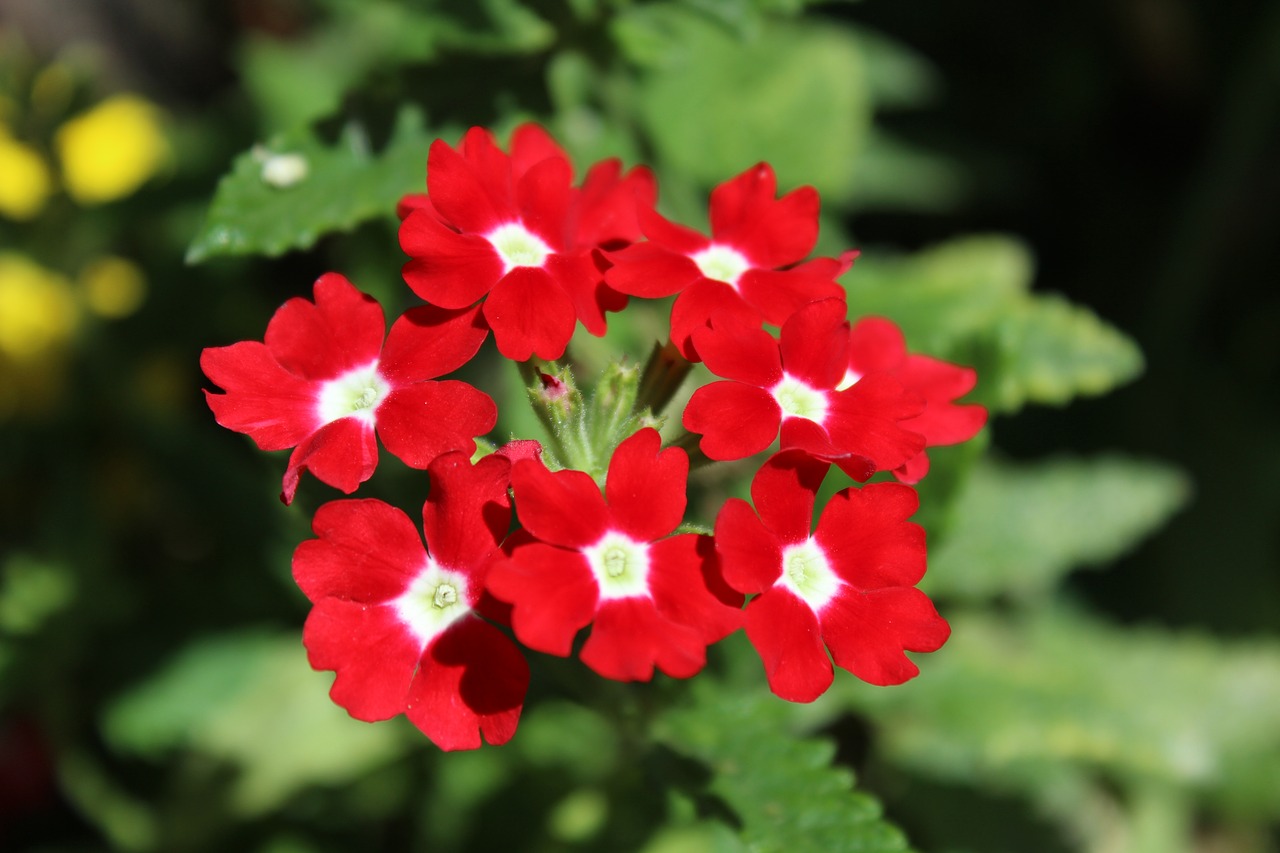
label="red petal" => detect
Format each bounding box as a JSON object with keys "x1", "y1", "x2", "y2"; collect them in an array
[
  {"x1": 639, "y1": 204, "x2": 708, "y2": 255},
  {"x1": 399, "y1": 211, "x2": 504, "y2": 308},
  {"x1": 683, "y1": 381, "x2": 780, "y2": 461},
  {"x1": 486, "y1": 542, "x2": 599, "y2": 656},
  {"x1": 714, "y1": 498, "x2": 783, "y2": 594},
  {"x1": 744, "y1": 588, "x2": 833, "y2": 703},
  {"x1": 510, "y1": 123, "x2": 571, "y2": 180},
  {"x1": 282, "y1": 417, "x2": 378, "y2": 504},
  {"x1": 670, "y1": 280, "x2": 761, "y2": 361},
  {"x1": 580, "y1": 597, "x2": 706, "y2": 681},
  {"x1": 427, "y1": 135, "x2": 513, "y2": 234},
  {"x1": 406, "y1": 616, "x2": 529, "y2": 750},
  {"x1": 824, "y1": 375, "x2": 926, "y2": 477},
  {"x1": 711, "y1": 164, "x2": 819, "y2": 268},
  {"x1": 815, "y1": 483, "x2": 926, "y2": 589},
  {"x1": 848, "y1": 317, "x2": 907, "y2": 375},
  {"x1": 263, "y1": 273, "x2": 385, "y2": 381},
  {"x1": 779, "y1": 298, "x2": 850, "y2": 390},
  {"x1": 896, "y1": 355, "x2": 987, "y2": 446},
  {"x1": 574, "y1": 160, "x2": 656, "y2": 249},
  {"x1": 201, "y1": 342, "x2": 318, "y2": 450},
  {"x1": 421, "y1": 452, "x2": 512, "y2": 577},
  {"x1": 749, "y1": 449, "x2": 829, "y2": 544},
  {"x1": 648, "y1": 534, "x2": 743, "y2": 642},
  {"x1": 693, "y1": 314, "x2": 781, "y2": 387},
  {"x1": 550, "y1": 251, "x2": 622, "y2": 338},
  {"x1": 379, "y1": 302, "x2": 488, "y2": 383},
  {"x1": 605, "y1": 428, "x2": 687, "y2": 541},
  {"x1": 293, "y1": 498, "x2": 425, "y2": 603},
  {"x1": 736, "y1": 268, "x2": 845, "y2": 328},
  {"x1": 893, "y1": 451, "x2": 931, "y2": 484},
  {"x1": 820, "y1": 586, "x2": 949, "y2": 686},
  {"x1": 516, "y1": 156, "x2": 573, "y2": 250},
  {"x1": 603, "y1": 242, "x2": 701, "y2": 298},
  {"x1": 484, "y1": 267, "x2": 577, "y2": 361},
  {"x1": 303, "y1": 598, "x2": 420, "y2": 722},
  {"x1": 510, "y1": 459, "x2": 608, "y2": 548},
  {"x1": 375, "y1": 380, "x2": 495, "y2": 470}
]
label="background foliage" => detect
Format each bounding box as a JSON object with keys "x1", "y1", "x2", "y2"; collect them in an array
[{"x1": 1, "y1": 1, "x2": 1277, "y2": 851}]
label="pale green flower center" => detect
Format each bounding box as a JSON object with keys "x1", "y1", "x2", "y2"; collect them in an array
[
  {"x1": 584, "y1": 531, "x2": 650, "y2": 600},
  {"x1": 317, "y1": 361, "x2": 389, "y2": 426},
  {"x1": 778, "y1": 538, "x2": 841, "y2": 611},
  {"x1": 394, "y1": 562, "x2": 471, "y2": 645},
  {"x1": 771, "y1": 374, "x2": 829, "y2": 423},
  {"x1": 488, "y1": 222, "x2": 552, "y2": 272},
  {"x1": 691, "y1": 244, "x2": 750, "y2": 287}
]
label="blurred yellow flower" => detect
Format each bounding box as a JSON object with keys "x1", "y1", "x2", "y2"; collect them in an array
[
  {"x1": 80, "y1": 255, "x2": 147, "y2": 318},
  {"x1": 0, "y1": 252, "x2": 79, "y2": 362},
  {"x1": 55, "y1": 94, "x2": 168, "y2": 205},
  {"x1": 0, "y1": 127, "x2": 53, "y2": 220}
]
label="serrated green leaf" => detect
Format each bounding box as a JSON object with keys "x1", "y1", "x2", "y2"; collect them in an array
[
  {"x1": 850, "y1": 609, "x2": 1280, "y2": 819},
  {"x1": 991, "y1": 293, "x2": 1145, "y2": 410},
  {"x1": 845, "y1": 235, "x2": 1143, "y2": 412},
  {"x1": 660, "y1": 682, "x2": 914, "y2": 853},
  {"x1": 625, "y1": 8, "x2": 871, "y2": 200},
  {"x1": 925, "y1": 455, "x2": 1191, "y2": 601},
  {"x1": 186, "y1": 106, "x2": 433, "y2": 263},
  {"x1": 102, "y1": 630, "x2": 410, "y2": 815}
]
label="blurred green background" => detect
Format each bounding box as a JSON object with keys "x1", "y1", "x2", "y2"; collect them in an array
[{"x1": 0, "y1": 1, "x2": 1277, "y2": 851}]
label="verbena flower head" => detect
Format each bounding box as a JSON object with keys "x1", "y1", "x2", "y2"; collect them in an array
[
  {"x1": 487, "y1": 428, "x2": 742, "y2": 681},
  {"x1": 292, "y1": 452, "x2": 529, "y2": 750},
  {"x1": 398, "y1": 125, "x2": 655, "y2": 361},
  {"x1": 684, "y1": 298, "x2": 926, "y2": 480},
  {"x1": 200, "y1": 272, "x2": 495, "y2": 503},
  {"x1": 603, "y1": 162, "x2": 850, "y2": 360},
  {"x1": 715, "y1": 450, "x2": 950, "y2": 702}
]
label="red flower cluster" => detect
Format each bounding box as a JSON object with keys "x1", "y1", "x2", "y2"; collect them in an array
[{"x1": 201, "y1": 125, "x2": 986, "y2": 750}]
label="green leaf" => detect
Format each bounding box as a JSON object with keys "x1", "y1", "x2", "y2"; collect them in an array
[
  {"x1": 850, "y1": 609, "x2": 1280, "y2": 819},
  {"x1": 845, "y1": 235, "x2": 1144, "y2": 412},
  {"x1": 924, "y1": 455, "x2": 1191, "y2": 601},
  {"x1": 186, "y1": 106, "x2": 433, "y2": 263},
  {"x1": 659, "y1": 681, "x2": 914, "y2": 853},
  {"x1": 623, "y1": 8, "x2": 871, "y2": 201},
  {"x1": 102, "y1": 630, "x2": 410, "y2": 815}
]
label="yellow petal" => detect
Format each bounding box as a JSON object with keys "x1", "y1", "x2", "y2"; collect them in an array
[{"x1": 0, "y1": 128, "x2": 53, "y2": 220}]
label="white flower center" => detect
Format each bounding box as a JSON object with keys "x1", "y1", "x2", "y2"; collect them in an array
[
  {"x1": 393, "y1": 561, "x2": 472, "y2": 646},
  {"x1": 777, "y1": 538, "x2": 841, "y2": 611},
  {"x1": 583, "y1": 531, "x2": 651, "y2": 600},
  {"x1": 316, "y1": 361, "x2": 389, "y2": 426},
  {"x1": 836, "y1": 367, "x2": 862, "y2": 392},
  {"x1": 487, "y1": 222, "x2": 552, "y2": 272},
  {"x1": 771, "y1": 373, "x2": 829, "y2": 423},
  {"x1": 691, "y1": 244, "x2": 750, "y2": 288}
]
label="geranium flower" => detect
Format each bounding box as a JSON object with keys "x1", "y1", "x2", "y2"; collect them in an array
[
  {"x1": 683, "y1": 298, "x2": 925, "y2": 481},
  {"x1": 399, "y1": 124, "x2": 655, "y2": 361},
  {"x1": 200, "y1": 272, "x2": 494, "y2": 503},
  {"x1": 715, "y1": 450, "x2": 950, "y2": 702},
  {"x1": 843, "y1": 317, "x2": 988, "y2": 482},
  {"x1": 487, "y1": 428, "x2": 742, "y2": 681},
  {"x1": 292, "y1": 452, "x2": 529, "y2": 750},
  {"x1": 603, "y1": 162, "x2": 849, "y2": 360}
]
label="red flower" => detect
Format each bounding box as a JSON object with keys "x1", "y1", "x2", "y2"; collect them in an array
[
  {"x1": 843, "y1": 317, "x2": 988, "y2": 482},
  {"x1": 683, "y1": 298, "x2": 925, "y2": 480},
  {"x1": 715, "y1": 451, "x2": 950, "y2": 702},
  {"x1": 399, "y1": 125, "x2": 655, "y2": 361},
  {"x1": 487, "y1": 428, "x2": 742, "y2": 681},
  {"x1": 201, "y1": 272, "x2": 494, "y2": 504},
  {"x1": 604, "y1": 162, "x2": 849, "y2": 360},
  {"x1": 292, "y1": 453, "x2": 529, "y2": 750}
]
